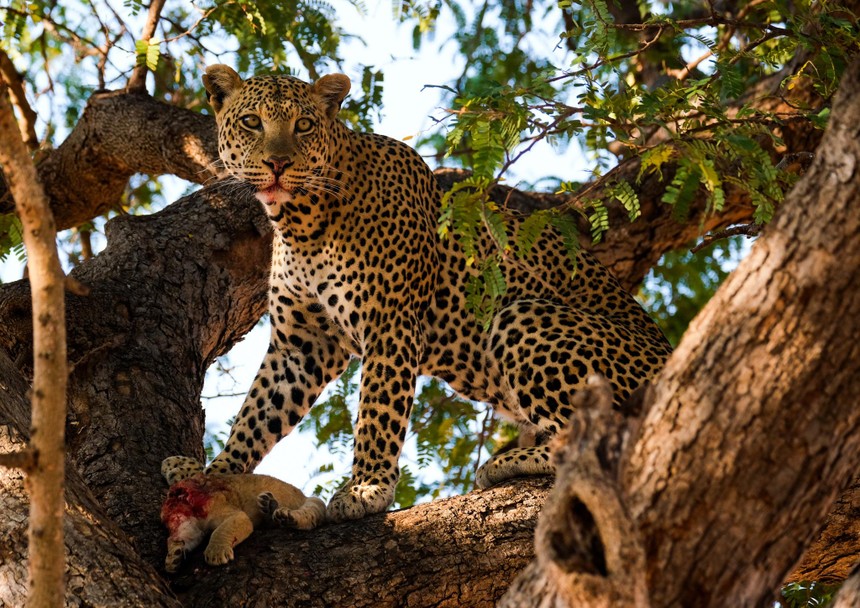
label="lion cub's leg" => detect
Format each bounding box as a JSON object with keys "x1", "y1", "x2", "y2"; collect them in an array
[
  {"x1": 204, "y1": 512, "x2": 254, "y2": 566},
  {"x1": 258, "y1": 491, "x2": 327, "y2": 530}
]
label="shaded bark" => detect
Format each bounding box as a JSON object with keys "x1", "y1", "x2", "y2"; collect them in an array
[
  {"x1": 832, "y1": 565, "x2": 860, "y2": 608},
  {"x1": 789, "y1": 478, "x2": 860, "y2": 584},
  {"x1": 0, "y1": 350, "x2": 181, "y2": 608}
]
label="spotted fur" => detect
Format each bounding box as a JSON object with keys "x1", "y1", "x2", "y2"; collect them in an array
[{"x1": 198, "y1": 65, "x2": 672, "y2": 522}]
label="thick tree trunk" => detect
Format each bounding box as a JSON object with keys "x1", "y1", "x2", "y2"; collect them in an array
[{"x1": 500, "y1": 56, "x2": 860, "y2": 607}]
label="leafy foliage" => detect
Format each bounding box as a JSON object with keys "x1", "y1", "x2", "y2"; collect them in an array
[
  {"x1": 0, "y1": 214, "x2": 25, "y2": 269},
  {"x1": 638, "y1": 236, "x2": 749, "y2": 346},
  {"x1": 408, "y1": 0, "x2": 858, "y2": 319},
  {"x1": 780, "y1": 580, "x2": 841, "y2": 608}
]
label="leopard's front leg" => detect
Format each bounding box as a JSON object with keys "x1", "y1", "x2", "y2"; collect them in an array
[
  {"x1": 207, "y1": 303, "x2": 349, "y2": 475},
  {"x1": 327, "y1": 330, "x2": 419, "y2": 522}
]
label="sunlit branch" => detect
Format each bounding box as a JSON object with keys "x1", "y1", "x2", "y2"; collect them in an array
[{"x1": 0, "y1": 50, "x2": 39, "y2": 150}]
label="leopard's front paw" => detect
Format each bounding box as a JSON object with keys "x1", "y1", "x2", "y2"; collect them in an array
[
  {"x1": 204, "y1": 542, "x2": 234, "y2": 566},
  {"x1": 327, "y1": 479, "x2": 394, "y2": 522}
]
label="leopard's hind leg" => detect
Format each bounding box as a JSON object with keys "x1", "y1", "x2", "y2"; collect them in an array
[{"x1": 478, "y1": 299, "x2": 669, "y2": 488}]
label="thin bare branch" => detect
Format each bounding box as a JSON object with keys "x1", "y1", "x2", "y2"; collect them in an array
[
  {"x1": 0, "y1": 50, "x2": 39, "y2": 150},
  {"x1": 0, "y1": 82, "x2": 68, "y2": 608},
  {"x1": 0, "y1": 448, "x2": 35, "y2": 472}
]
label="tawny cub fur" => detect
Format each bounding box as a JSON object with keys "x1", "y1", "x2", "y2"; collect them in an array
[{"x1": 160, "y1": 456, "x2": 326, "y2": 572}]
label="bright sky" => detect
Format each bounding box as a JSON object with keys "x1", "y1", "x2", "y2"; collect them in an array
[{"x1": 1, "y1": 0, "x2": 590, "y2": 498}]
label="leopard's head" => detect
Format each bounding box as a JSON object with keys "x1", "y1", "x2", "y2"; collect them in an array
[{"x1": 203, "y1": 65, "x2": 350, "y2": 206}]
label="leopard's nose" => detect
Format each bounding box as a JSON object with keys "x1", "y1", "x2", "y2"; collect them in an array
[{"x1": 262, "y1": 155, "x2": 294, "y2": 176}]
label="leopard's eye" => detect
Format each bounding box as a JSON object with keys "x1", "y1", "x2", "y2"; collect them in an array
[
  {"x1": 295, "y1": 117, "x2": 314, "y2": 133},
  {"x1": 240, "y1": 114, "x2": 262, "y2": 130}
]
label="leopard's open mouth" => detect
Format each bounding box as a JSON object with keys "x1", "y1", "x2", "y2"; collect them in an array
[{"x1": 255, "y1": 184, "x2": 292, "y2": 205}]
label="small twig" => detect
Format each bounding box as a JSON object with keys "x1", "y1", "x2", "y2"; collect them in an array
[
  {"x1": 547, "y1": 25, "x2": 666, "y2": 84},
  {"x1": 0, "y1": 449, "x2": 36, "y2": 472},
  {"x1": 64, "y1": 275, "x2": 91, "y2": 296},
  {"x1": 691, "y1": 223, "x2": 763, "y2": 253},
  {"x1": 162, "y1": 4, "x2": 221, "y2": 43}
]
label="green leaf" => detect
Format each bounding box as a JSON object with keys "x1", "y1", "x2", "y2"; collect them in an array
[
  {"x1": 717, "y1": 60, "x2": 744, "y2": 102},
  {"x1": 610, "y1": 180, "x2": 640, "y2": 221},
  {"x1": 135, "y1": 39, "x2": 160, "y2": 71},
  {"x1": 638, "y1": 145, "x2": 674, "y2": 182},
  {"x1": 550, "y1": 211, "x2": 581, "y2": 275},
  {"x1": 483, "y1": 207, "x2": 509, "y2": 253},
  {"x1": 662, "y1": 161, "x2": 701, "y2": 221},
  {"x1": 516, "y1": 210, "x2": 551, "y2": 259}
]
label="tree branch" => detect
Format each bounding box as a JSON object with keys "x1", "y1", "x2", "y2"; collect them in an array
[
  {"x1": 127, "y1": 0, "x2": 166, "y2": 93},
  {"x1": 0, "y1": 81, "x2": 68, "y2": 608},
  {"x1": 0, "y1": 91, "x2": 220, "y2": 230},
  {"x1": 0, "y1": 50, "x2": 39, "y2": 150},
  {"x1": 173, "y1": 478, "x2": 550, "y2": 607}
]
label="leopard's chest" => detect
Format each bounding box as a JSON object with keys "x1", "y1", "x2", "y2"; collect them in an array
[{"x1": 269, "y1": 238, "x2": 368, "y2": 354}]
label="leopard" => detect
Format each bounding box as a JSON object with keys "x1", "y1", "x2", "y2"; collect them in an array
[
  {"x1": 160, "y1": 456, "x2": 325, "y2": 572},
  {"x1": 196, "y1": 64, "x2": 672, "y2": 522}
]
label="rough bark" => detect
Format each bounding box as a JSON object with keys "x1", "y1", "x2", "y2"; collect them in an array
[
  {"x1": 0, "y1": 350, "x2": 182, "y2": 608},
  {"x1": 0, "y1": 185, "x2": 271, "y2": 564},
  {"x1": 173, "y1": 478, "x2": 549, "y2": 608},
  {"x1": 788, "y1": 477, "x2": 860, "y2": 584}
]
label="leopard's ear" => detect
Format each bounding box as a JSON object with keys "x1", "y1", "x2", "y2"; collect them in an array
[
  {"x1": 312, "y1": 74, "x2": 351, "y2": 119},
  {"x1": 203, "y1": 65, "x2": 243, "y2": 114}
]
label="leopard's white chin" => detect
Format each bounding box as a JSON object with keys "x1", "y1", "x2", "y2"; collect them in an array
[{"x1": 255, "y1": 185, "x2": 292, "y2": 206}]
